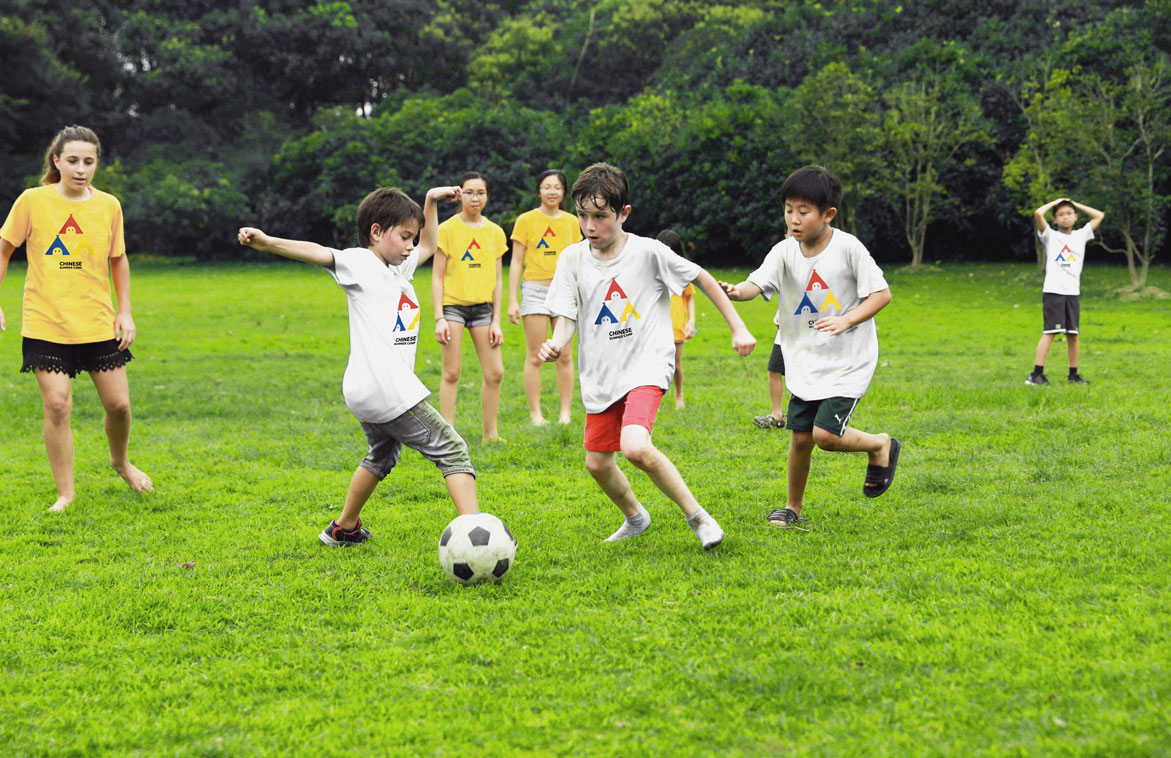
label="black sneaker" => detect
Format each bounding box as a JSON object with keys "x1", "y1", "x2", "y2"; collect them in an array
[
  {"x1": 766, "y1": 508, "x2": 809, "y2": 527},
  {"x1": 1025, "y1": 373, "x2": 1050, "y2": 386},
  {"x1": 1068, "y1": 374, "x2": 1090, "y2": 384},
  {"x1": 319, "y1": 519, "x2": 371, "y2": 546}
]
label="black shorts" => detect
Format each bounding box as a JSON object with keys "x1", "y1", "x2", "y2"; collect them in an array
[
  {"x1": 1042, "y1": 293, "x2": 1080, "y2": 334},
  {"x1": 21, "y1": 337, "x2": 133, "y2": 378},
  {"x1": 767, "y1": 343, "x2": 786, "y2": 375},
  {"x1": 787, "y1": 395, "x2": 860, "y2": 437}
]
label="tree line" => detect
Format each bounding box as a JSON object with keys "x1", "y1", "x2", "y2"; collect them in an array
[{"x1": 2, "y1": 0, "x2": 1168, "y2": 288}]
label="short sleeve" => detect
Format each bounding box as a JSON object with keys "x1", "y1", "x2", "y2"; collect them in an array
[
  {"x1": 398, "y1": 249, "x2": 420, "y2": 280},
  {"x1": 1037, "y1": 226, "x2": 1050, "y2": 243},
  {"x1": 652, "y1": 241, "x2": 701, "y2": 296},
  {"x1": 546, "y1": 247, "x2": 580, "y2": 321},
  {"x1": 1078, "y1": 224, "x2": 1095, "y2": 243},
  {"x1": 328, "y1": 248, "x2": 361, "y2": 286},
  {"x1": 438, "y1": 221, "x2": 453, "y2": 259},
  {"x1": 747, "y1": 243, "x2": 785, "y2": 301},
  {"x1": 0, "y1": 191, "x2": 31, "y2": 247},
  {"x1": 108, "y1": 197, "x2": 126, "y2": 258},
  {"x1": 851, "y1": 239, "x2": 887, "y2": 297},
  {"x1": 509, "y1": 213, "x2": 529, "y2": 245},
  {"x1": 494, "y1": 225, "x2": 509, "y2": 258}
]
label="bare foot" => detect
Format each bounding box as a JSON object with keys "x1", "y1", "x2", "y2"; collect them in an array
[
  {"x1": 113, "y1": 461, "x2": 154, "y2": 493},
  {"x1": 530, "y1": 415, "x2": 548, "y2": 426},
  {"x1": 868, "y1": 433, "x2": 892, "y2": 468},
  {"x1": 48, "y1": 494, "x2": 74, "y2": 513},
  {"x1": 482, "y1": 434, "x2": 505, "y2": 444},
  {"x1": 558, "y1": 413, "x2": 571, "y2": 425},
  {"x1": 675, "y1": 397, "x2": 685, "y2": 410}
]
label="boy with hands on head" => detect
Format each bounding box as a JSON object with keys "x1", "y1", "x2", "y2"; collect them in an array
[
  {"x1": 1026, "y1": 196, "x2": 1104, "y2": 386},
  {"x1": 721, "y1": 166, "x2": 898, "y2": 527},
  {"x1": 238, "y1": 185, "x2": 481, "y2": 546},
  {"x1": 539, "y1": 162, "x2": 755, "y2": 550}
]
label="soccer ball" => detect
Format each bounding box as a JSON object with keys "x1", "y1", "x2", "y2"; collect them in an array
[{"x1": 438, "y1": 512, "x2": 517, "y2": 585}]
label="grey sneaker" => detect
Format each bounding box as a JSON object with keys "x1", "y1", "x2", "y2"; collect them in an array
[
  {"x1": 1025, "y1": 373, "x2": 1050, "y2": 386},
  {"x1": 1068, "y1": 374, "x2": 1090, "y2": 384},
  {"x1": 688, "y1": 512, "x2": 725, "y2": 550}
]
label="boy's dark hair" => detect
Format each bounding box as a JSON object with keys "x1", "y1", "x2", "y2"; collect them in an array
[
  {"x1": 779, "y1": 165, "x2": 843, "y2": 213},
  {"x1": 458, "y1": 171, "x2": 488, "y2": 190},
  {"x1": 536, "y1": 169, "x2": 567, "y2": 194},
  {"x1": 656, "y1": 229, "x2": 686, "y2": 258},
  {"x1": 1053, "y1": 200, "x2": 1076, "y2": 215},
  {"x1": 356, "y1": 187, "x2": 423, "y2": 247},
  {"x1": 572, "y1": 162, "x2": 629, "y2": 215}
]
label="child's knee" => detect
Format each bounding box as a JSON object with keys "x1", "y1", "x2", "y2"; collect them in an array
[
  {"x1": 585, "y1": 452, "x2": 614, "y2": 477},
  {"x1": 790, "y1": 430, "x2": 815, "y2": 452},
  {"x1": 620, "y1": 438, "x2": 656, "y2": 469},
  {"x1": 812, "y1": 426, "x2": 840, "y2": 450}
]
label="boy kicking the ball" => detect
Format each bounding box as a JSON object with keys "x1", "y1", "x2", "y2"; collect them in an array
[
  {"x1": 721, "y1": 165, "x2": 898, "y2": 526},
  {"x1": 238, "y1": 186, "x2": 480, "y2": 546},
  {"x1": 539, "y1": 163, "x2": 756, "y2": 549}
]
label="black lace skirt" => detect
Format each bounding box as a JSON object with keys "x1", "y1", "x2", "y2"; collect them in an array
[{"x1": 21, "y1": 337, "x2": 133, "y2": 378}]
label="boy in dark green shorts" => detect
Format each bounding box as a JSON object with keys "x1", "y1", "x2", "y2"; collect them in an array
[{"x1": 721, "y1": 166, "x2": 899, "y2": 525}]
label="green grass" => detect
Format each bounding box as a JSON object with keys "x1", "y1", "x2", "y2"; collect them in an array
[{"x1": 1, "y1": 261, "x2": 1168, "y2": 757}]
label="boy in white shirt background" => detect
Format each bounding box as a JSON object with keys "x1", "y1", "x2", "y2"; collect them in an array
[{"x1": 1026, "y1": 197, "x2": 1105, "y2": 386}]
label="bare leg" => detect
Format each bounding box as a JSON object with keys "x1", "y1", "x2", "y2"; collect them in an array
[
  {"x1": 468, "y1": 324, "x2": 504, "y2": 441},
  {"x1": 787, "y1": 431, "x2": 815, "y2": 515},
  {"x1": 673, "y1": 343, "x2": 685, "y2": 409},
  {"x1": 813, "y1": 426, "x2": 891, "y2": 467},
  {"x1": 554, "y1": 317, "x2": 574, "y2": 423},
  {"x1": 585, "y1": 450, "x2": 641, "y2": 516},
  {"x1": 1033, "y1": 333, "x2": 1056, "y2": 368},
  {"x1": 768, "y1": 371, "x2": 786, "y2": 420},
  {"x1": 619, "y1": 425, "x2": 699, "y2": 516},
  {"x1": 522, "y1": 314, "x2": 550, "y2": 424},
  {"x1": 1067, "y1": 333, "x2": 1079, "y2": 370},
  {"x1": 35, "y1": 370, "x2": 75, "y2": 512},
  {"x1": 439, "y1": 323, "x2": 466, "y2": 425},
  {"x1": 336, "y1": 466, "x2": 380, "y2": 529},
  {"x1": 90, "y1": 366, "x2": 152, "y2": 493},
  {"x1": 445, "y1": 472, "x2": 479, "y2": 515}
]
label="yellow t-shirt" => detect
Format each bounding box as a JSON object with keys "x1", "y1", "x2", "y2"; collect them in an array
[
  {"x1": 670, "y1": 284, "x2": 695, "y2": 342},
  {"x1": 438, "y1": 215, "x2": 508, "y2": 305},
  {"x1": 0, "y1": 185, "x2": 126, "y2": 343},
  {"x1": 510, "y1": 209, "x2": 583, "y2": 281}
]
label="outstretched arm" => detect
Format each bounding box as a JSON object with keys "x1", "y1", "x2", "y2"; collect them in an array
[
  {"x1": 238, "y1": 227, "x2": 333, "y2": 266},
  {"x1": 538, "y1": 316, "x2": 576, "y2": 362},
  {"x1": 416, "y1": 186, "x2": 460, "y2": 265},
  {"x1": 695, "y1": 269, "x2": 755, "y2": 356},
  {"x1": 813, "y1": 287, "x2": 891, "y2": 336},
  {"x1": 1071, "y1": 199, "x2": 1105, "y2": 230},
  {"x1": 1034, "y1": 198, "x2": 1065, "y2": 233},
  {"x1": 717, "y1": 278, "x2": 763, "y2": 302}
]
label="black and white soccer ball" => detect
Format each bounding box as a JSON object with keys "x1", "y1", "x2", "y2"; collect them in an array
[{"x1": 438, "y1": 513, "x2": 517, "y2": 585}]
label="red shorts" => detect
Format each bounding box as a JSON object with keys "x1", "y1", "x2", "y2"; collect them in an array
[{"x1": 583, "y1": 386, "x2": 664, "y2": 452}]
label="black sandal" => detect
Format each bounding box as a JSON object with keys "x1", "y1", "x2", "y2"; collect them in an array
[{"x1": 863, "y1": 438, "x2": 901, "y2": 498}]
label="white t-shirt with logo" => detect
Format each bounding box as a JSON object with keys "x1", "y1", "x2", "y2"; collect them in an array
[
  {"x1": 328, "y1": 247, "x2": 430, "y2": 423},
  {"x1": 748, "y1": 229, "x2": 888, "y2": 401},
  {"x1": 547, "y1": 234, "x2": 701, "y2": 413},
  {"x1": 1039, "y1": 225, "x2": 1094, "y2": 295}
]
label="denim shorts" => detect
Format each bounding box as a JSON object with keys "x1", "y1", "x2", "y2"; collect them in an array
[
  {"x1": 359, "y1": 400, "x2": 475, "y2": 479},
  {"x1": 442, "y1": 303, "x2": 493, "y2": 327}
]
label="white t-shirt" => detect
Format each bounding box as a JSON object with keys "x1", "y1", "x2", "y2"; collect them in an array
[
  {"x1": 1039, "y1": 225, "x2": 1094, "y2": 295},
  {"x1": 748, "y1": 229, "x2": 888, "y2": 401},
  {"x1": 328, "y1": 247, "x2": 430, "y2": 423},
  {"x1": 547, "y1": 234, "x2": 701, "y2": 413}
]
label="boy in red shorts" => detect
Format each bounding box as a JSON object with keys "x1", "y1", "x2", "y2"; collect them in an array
[{"x1": 538, "y1": 163, "x2": 756, "y2": 549}]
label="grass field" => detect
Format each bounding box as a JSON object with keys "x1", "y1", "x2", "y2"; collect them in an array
[{"x1": 1, "y1": 260, "x2": 1168, "y2": 757}]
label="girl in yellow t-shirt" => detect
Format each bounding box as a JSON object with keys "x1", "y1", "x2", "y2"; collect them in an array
[
  {"x1": 508, "y1": 169, "x2": 583, "y2": 425},
  {"x1": 0, "y1": 125, "x2": 153, "y2": 512},
  {"x1": 433, "y1": 172, "x2": 508, "y2": 441},
  {"x1": 657, "y1": 230, "x2": 696, "y2": 410}
]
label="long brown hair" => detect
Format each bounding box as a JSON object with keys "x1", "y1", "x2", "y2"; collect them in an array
[{"x1": 40, "y1": 125, "x2": 102, "y2": 185}]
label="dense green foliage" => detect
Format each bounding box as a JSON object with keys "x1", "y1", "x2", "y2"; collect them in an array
[
  {"x1": 1, "y1": 262, "x2": 1169, "y2": 755},
  {"x1": 3, "y1": 1, "x2": 1170, "y2": 282}
]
